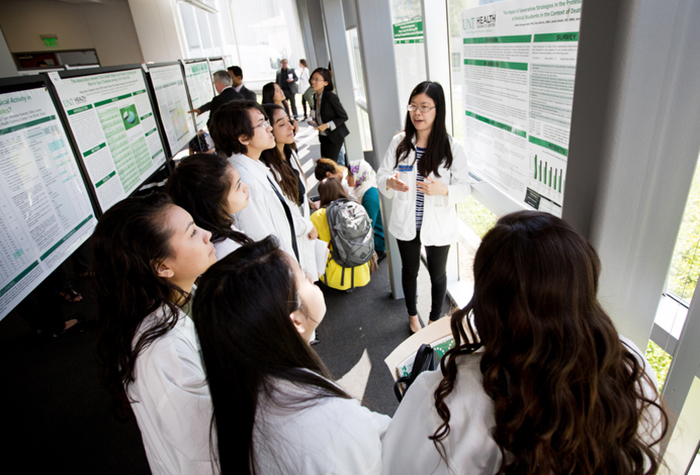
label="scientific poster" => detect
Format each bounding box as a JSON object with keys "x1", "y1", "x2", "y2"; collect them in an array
[
  {"x1": 184, "y1": 61, "x2": 214, "y2": 131},
  {"x1": 461, "y1": 0, "x2": 581, "y2": 216},
  {"x1": 52, "y1": 69, "x2": 166, "y2": 213},
  {"x1": 149, "y1": 64, "x2": 196, "y2": 156},
  {"x1": 393, "y1": 19, "x2": 427, "y2": 105},
  {"x1": 208, "y1": 59, "x2": 226, "y2": 78},
  {"x1": 0, "y1": 86, "x2": 96, "y2": 320}
]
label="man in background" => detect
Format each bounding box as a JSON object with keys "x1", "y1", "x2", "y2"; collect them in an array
[
  {"x1": 189, "y1": 70, "x2": 243, "y2": 128},
  {"x1": 228, "y1": 66, "x2": 256, "y2": 102},
  {"x1": 275, "y1": 59, "x2": 298, "y2": 118}
]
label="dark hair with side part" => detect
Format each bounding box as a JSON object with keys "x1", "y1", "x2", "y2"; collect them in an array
[
  {"x1": 430, "y1": 210, "x2": 668, "y2": 474},
  {"x1": 165, "y1": 154, "x2": 251, "y2": 246},
  {"x1": 318, "y1": 177, "x2": 350, "y2": 208},
  {"x1": 299, "y1": 59, "x2": 308, "y2": 67},
  {"x1": 314, "y1": 157, "x2": 342, "y2": 181},
  {"x1": 209, "y1": 100, "x2": 265, "y2": 157},
  {"x1": 228, "y1": 65, "x2": 242, "y2": 78},
  {"x1": 93, "y1": 193, "x2": 186, "y2": 417},
  {"x1": 261, "y1": 82, "x2": 277, "y2": 105},
  {"x1": 395, "y1": 81, "x2": 452, "y2": 178},
  {"x1": 260, "y1": 103, "x2": 300, "y2": 205},
  {"x1": 310, "y1": 67, "x2": 333, "y2": 92},
  {"x1": 193, "y1": 237, "x2": 350, "y2": 475}
]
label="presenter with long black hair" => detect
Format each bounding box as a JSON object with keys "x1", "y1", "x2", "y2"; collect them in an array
[{"x1": 377, "y1": 81, "x2": 470, "y2": 333}]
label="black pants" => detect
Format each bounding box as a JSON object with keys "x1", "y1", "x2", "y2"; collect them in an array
[
  {"x1": 283, "y1": 89, "x2": 298, "y2": 117},
  {"x1": 301, "y1": 95, "x2": 309, "y2": 118},
  {"x1": 319, "y1": 135, "x2": 344, "y2": 164},
  {"x1": 396, "y1": 233, "x2": 450, "y2": 322}
]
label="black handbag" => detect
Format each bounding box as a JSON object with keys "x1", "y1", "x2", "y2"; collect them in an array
[{"x1": 393, "y1": 344, "x2": 438, "y2": 402}]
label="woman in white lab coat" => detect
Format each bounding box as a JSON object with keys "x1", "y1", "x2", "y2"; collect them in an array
[
  {"x1": 166, "y1": 153, "x2": 252, "y2": 260},
  {"x1": 261, "y1": 103, "x2": 320, "y2": 280},
  {"x1": 209, "y1": 100, "x2": 299, "y2": 262},
  {"x1": 382, "y1": 211, "x2": 668, "y2": 475},
  {"x1": 193, "y1": 237, "x2": 390, "y2": 475},
  {"x1": 93, "y1": 193, "x2": 218, "y2": 475},
  {"x1": 377, "y1": 81, "x2": 470, "y2": 333}
]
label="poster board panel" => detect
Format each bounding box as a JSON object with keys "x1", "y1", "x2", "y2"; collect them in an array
[
  {"x1": 0, "y1": 76, "x2": 97, "y2": 320},
  {"x1": 50, "y1": 66, "x2": 168, "y2": 213},
  {"x1": 183, "y1": 59, "x2": 214, "y2": 131},
  {"x1": 461, "y1": 0, "x2": 581, "y2": 217},
  {"x1": 146, "y1": 62, "x2": 197, "y2": 157}
]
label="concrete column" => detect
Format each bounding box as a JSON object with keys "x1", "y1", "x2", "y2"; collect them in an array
[
  {"x1": 353, "y1": 0, "x2": 403, "y2": 298},
  {"x1": 306, "y1": 0, "x2": 330, "y2": 70},
  {"x1": 319, "y1": 0, "x2": 363, "y2": 164}
]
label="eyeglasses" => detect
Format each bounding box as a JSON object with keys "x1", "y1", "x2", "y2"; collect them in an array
[
  {"x1": 407, "y1": 104, "x2": 436, "y2": 113},
  {"x1": 253, "y1": 120, "x2": 271, "y2": 130}
]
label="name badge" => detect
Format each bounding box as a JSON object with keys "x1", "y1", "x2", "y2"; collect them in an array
[{"x1": 398, "y1": 165, "x2": 413, "y2": 173}]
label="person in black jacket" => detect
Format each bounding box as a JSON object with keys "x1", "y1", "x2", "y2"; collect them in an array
[
  {"x1": 309, "y1": 67, "x2": 349, "y2": 164},
  {"x1": 189, "y1": 70, "x2": 244, "y2": 129},
  {"x1": 275, "y1": 59, "x2": 298, "y2": 118},
  {"x1": 228, "y1": 66, "x2": 257, "y2": 102}
]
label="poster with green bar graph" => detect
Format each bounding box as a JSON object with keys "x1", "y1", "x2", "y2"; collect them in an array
[{"x1": 461, "y1": 0, "x2": 581, "y2": 217}]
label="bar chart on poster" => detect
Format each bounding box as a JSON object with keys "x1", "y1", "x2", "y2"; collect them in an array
[
  {"x1": 148, "y1": 64, "x2": 197, "y2": 156},
  {"x1": 0, "y1": 83, "x2": 96, "y2": 320},
  {"x1": 183, "y1": 60, "x2": 213, "y2": 131},
  {"x1": 461, "y1": 0, "x2": 581, "y2": 217},
  {"x1": 51, "y1": 68, "x2": 166, "y2": 213}
]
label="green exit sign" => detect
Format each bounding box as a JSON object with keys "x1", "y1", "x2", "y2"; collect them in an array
[{"x1": 41, "y1": 36, "x2": 58, "y2": 48}]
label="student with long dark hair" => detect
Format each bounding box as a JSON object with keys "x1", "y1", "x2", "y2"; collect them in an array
[
  {"x1": 193, "y1": 237, "x2": 389, "y2": 474},
  {"x1": 93, "y1": 193, "x2": 218, "y2": 475},
  {"x1": 310, "y1": 177, "x2": 371, "y2": 291},
  {"x1": 210, "y1": 100, "x2": 298, "y2": 262},
  {"x1": 262, "y1": 82, "x2": 298, "y2": 134},
  {"x1": 382, "y1": 211, "x2": 668, "y2": 475},
  {"x1": 261, "y1": 103, "x2": 319, "y2": 279},
  {"x1": 166, "y1": 153, "x2": 251, "y2": 259},
  {"x1": 309, "y1": 67, "x2": 349, "y2": 164},
  {"x1": 377, "y1": 81, "x2": 470, "y2": 333}
]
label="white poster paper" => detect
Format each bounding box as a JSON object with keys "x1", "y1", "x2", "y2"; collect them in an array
[
  {"x1": 393, "y1": 19, "x2": 427, "y2": 106},
  {"x1": 461, "y1": 0, "x2": 581, "y2": 216},
  {"x1": 184, "y1": 61, "x2": 214, "y2": 131},
  {"x1": 0, "y1": 86, "x2": 96, "y2": 320},
  {"x1": 53, "y1": 69, "x2": 167, "y2": 213},
  {"x1": 149, "y1": 64, "x2": 197, "y2": 156}
]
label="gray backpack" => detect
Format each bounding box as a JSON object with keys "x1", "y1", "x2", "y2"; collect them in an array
[{"x1": 326, "y1": 198, "x2": 374, "y2": 288}]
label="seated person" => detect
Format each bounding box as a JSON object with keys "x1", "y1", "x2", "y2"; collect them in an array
[
  {"x1": 348, "y1": 159, "x2": 386, "y2": 260},
  {"x1": 310, "y1": 178, "x2": 371, "y2": 291},
  {"x1": 314, "y1": 158, "x2": 353, "y2": 197},
  {"x1": 381, "y1": 210, "x2": 668, "y2": 475}
]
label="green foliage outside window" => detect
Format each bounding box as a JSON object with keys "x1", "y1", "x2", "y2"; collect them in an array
[{"x1": 645, "y1": 340, "x2": 673, "y2": 390}]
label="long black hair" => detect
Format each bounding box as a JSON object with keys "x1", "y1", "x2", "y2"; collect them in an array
[
  {"x1": 431, "y1": 211, "x2": 667, "y2": 474},
  {"x1": 165, "y1": 153, "x2": 251, "y2": 245},
  {"x1": 395, "y1": 81, "x2": 452, "y2": 178},
  {"x1": 93, "y1": 193, "x2": 186, "y2": 416},
  {"x1": 193, "y1": 237, "x2": 349, "y2": 474},
  {"x1": 310, "y1": 67, "x2": 333, "y2": 92},
  {"x1": 261, "y1": 103, "x2": 300, "y2": 205}
]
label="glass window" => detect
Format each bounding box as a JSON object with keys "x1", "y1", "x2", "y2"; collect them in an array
[{"x1": 346, "y1": 28, "x2": 366, "y2": 104}]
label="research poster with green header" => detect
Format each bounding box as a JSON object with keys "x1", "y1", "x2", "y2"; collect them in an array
[
  {"x1": 461, "y1": 0, "x2": 581, "y2": 216},
  {"x1": 0, "y1": 86, "x2": 96, "y2": 320},
  {"x1": 184, "y1": 61, "x2": 214, "y2": 131},
  {"x1": 393, "y1": 18, "x2": 426, "y2": 106},
  {"x1": 148, "y1": 64, "x2": 197, "y2": 156},
  {"x1": 51, "y1": 69, "x2": 166, "y2": 212}
]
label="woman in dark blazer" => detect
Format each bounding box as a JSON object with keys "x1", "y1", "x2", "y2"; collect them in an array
[{"x1": 309, "y1": 68, "x2": 349, "y2": 163}]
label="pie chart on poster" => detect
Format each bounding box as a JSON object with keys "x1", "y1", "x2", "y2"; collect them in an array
[{"x1": 123, "y1": 110, "x2": 137, "y2": 124}]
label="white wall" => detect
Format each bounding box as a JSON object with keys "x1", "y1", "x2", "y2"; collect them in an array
[
  {"x1": 127, "y1": 0, "x2": 185, "y2": 63},
  {"x1": 0, "y1": 0, "x2": 143, "y2": 67},
  {"x1": 0, "y1": 27, "x2": 17, "y2": 77}
]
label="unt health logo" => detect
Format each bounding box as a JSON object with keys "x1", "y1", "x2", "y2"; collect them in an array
[{"x1": 476, "y1": 14, "x2": 496, "y2": 28}]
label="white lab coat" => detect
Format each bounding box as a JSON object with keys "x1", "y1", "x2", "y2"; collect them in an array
[
  {"x1": 128, "y1": 307, "x2": 214, "y2": 475},
  {"x1": 376, "y1": 132, "x2": 471, "y2": 246},
  {"x1": 253, "y1": 376, "x2": 391, "y2": 474},
  {"x1": 212, "y1": 224, "x2": 246, "y2": 260},
  {"x1": 381, "y1": 335, "x2": 664, "y2": 475},
  {"x1": 229, "y1": 153, "x2": 297, "y2": 261}
]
